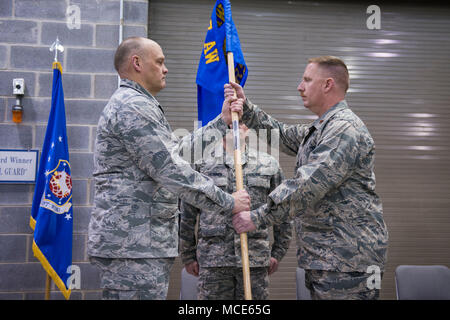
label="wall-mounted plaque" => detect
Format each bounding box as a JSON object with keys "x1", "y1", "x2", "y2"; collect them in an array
[{"x1": 0, "y1": 149, "x2": 39, "y2": 184}]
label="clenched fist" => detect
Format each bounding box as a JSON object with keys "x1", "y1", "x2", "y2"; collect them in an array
[
  {"x1": 231, "y1": 190, "x2": 251, "y2": 214},
  {"x1": 232, "y1": 210, "x2": 256, "y2": 233}
]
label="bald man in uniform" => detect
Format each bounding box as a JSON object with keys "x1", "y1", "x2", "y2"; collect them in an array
[{"x1": 88, "y1": 37, "x2": 249, "y2": 300}]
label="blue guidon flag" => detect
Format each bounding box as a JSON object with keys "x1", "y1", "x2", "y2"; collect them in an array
[
  {"x1": 30, "y1": 61, "x2": 73, "y2": 300},
  {"x1": 196, "y1": 0, "x2": 248, "y2": 126}
]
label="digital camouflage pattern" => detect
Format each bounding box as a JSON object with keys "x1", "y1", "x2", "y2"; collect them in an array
[
  {"x1": 90, "y1": 256, "x2": 175, "y2": 300},
  {"x1": 180, "y1": 147, "x2": 292, "y2": 268},
  {"x1": 305, "y1": 269, "x2": 381, "y2": 300},
  {"x1": 197, "y1": 267, "x2": 269, "y2": 300},
  {"x1": 181, "y1": 146, "x2": 292, "y2": 300},
  {"x1": 242, "y1": 99, "x2": 388, "y2": 273},
  {"x1": 88, "y1": 79, "x2": 235, "y2": 259}
]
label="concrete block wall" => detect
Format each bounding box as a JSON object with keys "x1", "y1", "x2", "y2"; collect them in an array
[{"x1": 0, "y1": 0, "x2": 148, "y2": 300}]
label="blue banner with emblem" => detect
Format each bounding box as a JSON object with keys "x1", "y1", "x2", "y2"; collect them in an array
[
  {"x1": 196, "y1": 0, "x2": 248, "y2": 126},
  {"x1": 30, "y1": 61, "x2": 72, "y2": 300}
]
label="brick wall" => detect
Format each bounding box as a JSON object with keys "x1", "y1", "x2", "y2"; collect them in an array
[{"x1": 0, "y1": 0, "x2": 148, "y2": 300}]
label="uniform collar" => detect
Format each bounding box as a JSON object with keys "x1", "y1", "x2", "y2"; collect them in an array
[
  {"x1": 120, "y1": 78, "x2": 164, "y2": 113},
  {"x1": 310, "y1": 100, "x2": 348, "y2": 130},
  {"x1": 224, "y1": 145, "x2": 250, "y2": 168}
]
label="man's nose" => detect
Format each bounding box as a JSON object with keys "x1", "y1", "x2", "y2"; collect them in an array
[{"x1": 297, "y1": 82, "x2": 304, "y2": 92}]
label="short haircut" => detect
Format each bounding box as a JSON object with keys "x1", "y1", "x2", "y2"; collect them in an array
[
  {"x1": 114, "y1": 37, "x2": 145, "y2": 73},
  {"x1": 308, "y1": 56, "x2": 350, "y2": 92}
]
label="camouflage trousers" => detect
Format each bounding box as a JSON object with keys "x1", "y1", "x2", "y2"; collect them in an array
[
  {"x1": 198, "y1": 267, "x2": 269, "y2": 300},
  {"x1": 305, "y1": 269, "x2": 382, "y2": 300},
  {"x1": 90, "y1": 257, "x2": 175, "y2": 300}
]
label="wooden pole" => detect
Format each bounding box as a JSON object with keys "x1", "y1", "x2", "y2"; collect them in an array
[
  {"x1": 227, "y1": 51, "x2": 252, "y2": 300},
  {"x1": 45, "y1": 273, "x2": 51, "y2": 300}
]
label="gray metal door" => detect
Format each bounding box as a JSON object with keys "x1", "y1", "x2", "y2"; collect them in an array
[{"x1": 149, "y1": 0, "x2": 450, "y2": 300}]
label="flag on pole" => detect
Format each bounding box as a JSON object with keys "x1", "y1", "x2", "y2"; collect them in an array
[
  {"x1": 196, "y1": 0, "x2": 248, "y2": 126},
  {"x1": 30, "y1": 61, "x2": 73, "y2": 300}
]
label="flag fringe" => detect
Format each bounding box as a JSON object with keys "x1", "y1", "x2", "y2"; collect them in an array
[
  {"x1": 32, "y1": 240, "x2": 71, "y2": 300},
  {"x1": 52, "y1": 61, "x2": 63, "y2": 74},
  {"x1": 29, "y1": 216, "x2": 36, "y2": 230}
]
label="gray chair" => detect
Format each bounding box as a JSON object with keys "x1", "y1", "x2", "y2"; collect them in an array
[
  {"x1": 296, "y1": 267, "x2": 312, "y2": 300},
  {"x1": 181, "y1": 266, "x2": 315, "y2": 300},
  {"x1": 180, "y1": 267, "x2": 198, "y2": 300},
  {"x1": 395, "y1": 265, "x2": 450, "y2": 300}
]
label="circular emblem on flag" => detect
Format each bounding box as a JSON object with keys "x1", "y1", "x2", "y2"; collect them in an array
[{"x1": 49, "y1": 170, "x2": 72, "y2": 199}]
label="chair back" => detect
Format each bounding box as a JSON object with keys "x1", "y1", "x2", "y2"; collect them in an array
[
  {"x1": 395, "y1": 265, "x2": 450, "y2": 300},
  {"x1": 296, "y1": 267, "x2": 312, "y2": 300},
  {"x1": 180, "y1": 267, "x2": 199, "y2": 300}
]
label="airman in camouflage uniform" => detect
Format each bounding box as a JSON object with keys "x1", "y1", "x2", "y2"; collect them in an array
[
  {"x1": 228, "y1": 56, "x2": 388, "y2": 300},
  {"x1": 180, "y1": 124, "x2": 292, "y2": 300},
  {"x1": 88, "y1": 37, "x2": 249, "y2": 300}
]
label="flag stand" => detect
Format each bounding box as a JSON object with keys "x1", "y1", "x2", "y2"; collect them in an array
[
  {"x1": 45, "y1": 273, "x2": 51, "y2": 300},
  {"x1": 227, "y1": 51, "x2": 252, "y2": 300}
]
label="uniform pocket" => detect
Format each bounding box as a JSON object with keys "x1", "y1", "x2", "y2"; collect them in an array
[
  {"x1": 247, "y1": 176, "x2": 270, "y2": 189},
  {"x1": 211, "y1": 176, "x2": 228, "y2": 188},
  {"x1": 151, "y1": 185, "x2": 178, "y2": 219},
  {"x1": 151, "y1": 201, "x2": 178, "y2": 219},
  {"x1": 199, "y1": 223, "x2": 226, "y2": 238},
  {"x1": 152, "y1": 186, "x2": 178, "y2": 204},
  {"x1": 112, "y1": 200, "x2": 152, "y2": 252},
  {"x1": 198, "y1": 201, "x2": 228, "y2": 238},
  {"x1": 247, "y1": 175, "x2": 271, "y2": 209},
  {"x1": 149, "y1": 201, "x2": 179, "y2": 255},
  {"x1": 248, "y1": 228, "x2": 270, "y2": 239}
]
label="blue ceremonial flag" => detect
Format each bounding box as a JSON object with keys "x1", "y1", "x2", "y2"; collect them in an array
[
  {"x1": 30, "y1": 61, "x2": 72, "y2": 300},
  {"x1": 196, "y1": 0, "x2": 248, "y2": 126}
]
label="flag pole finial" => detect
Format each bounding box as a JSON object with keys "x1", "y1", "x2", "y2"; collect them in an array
[{"x1": 49, "y1": 37, "x2": 64, "y2": 62}]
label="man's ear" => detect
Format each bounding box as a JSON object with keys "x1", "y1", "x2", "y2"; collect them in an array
[
  {"x1": 131, "y1": 55, "x2": 141, "y2": 72},
  {"x1": 324, "y1": 78, "x2": 334, "y2": 93}
]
